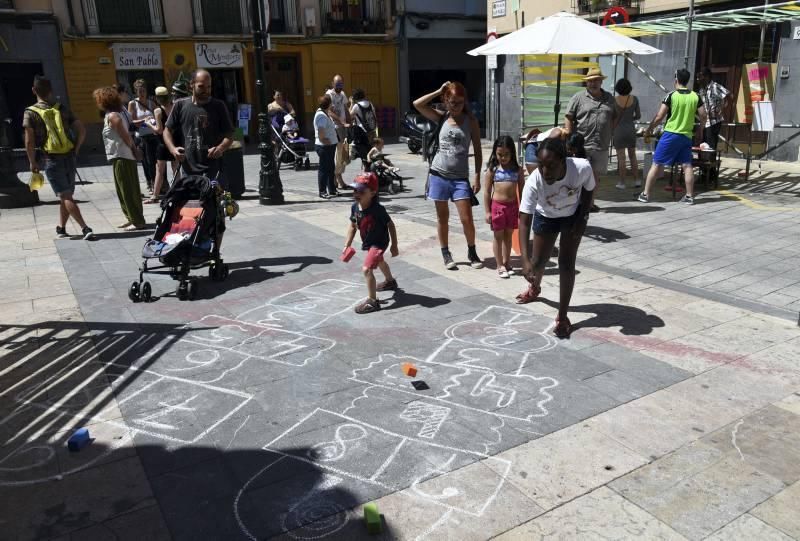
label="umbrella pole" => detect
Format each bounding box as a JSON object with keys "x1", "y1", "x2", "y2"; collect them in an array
[{"x1": 554, "y1": 54, "x2": 563, "y2": 127}]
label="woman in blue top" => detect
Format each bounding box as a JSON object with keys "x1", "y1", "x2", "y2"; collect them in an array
[
  {"x1": 314, "y1": 94, "x2": 338, "y2": 199},
  {"x1": 414, "y1": 82, "x2": 483, "y2": 270}
]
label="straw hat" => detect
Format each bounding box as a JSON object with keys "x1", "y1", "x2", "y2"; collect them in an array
[
  {"x1": 583, "y1": 68, "x2": 607, "y2": 81},
  {"x1": 155, "y1": 86, "x2": 169, "y2": 97}
]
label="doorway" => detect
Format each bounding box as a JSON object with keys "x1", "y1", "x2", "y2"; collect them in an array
[
  {"x1": 0, "y1": 62, "x2": 44, "y2": 148},
  {"x1": 262, "y1": 54, "x2": 302, "y2": 120},
  {"x1": 209, "y1": 69, "x2": 244, "y2": 127}
]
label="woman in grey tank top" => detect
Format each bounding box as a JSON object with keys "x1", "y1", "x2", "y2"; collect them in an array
[{"x1": 414, "y1": 82, "x2": 484, "y2": 270}]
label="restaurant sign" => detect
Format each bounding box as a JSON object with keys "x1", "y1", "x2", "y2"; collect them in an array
[
  {"x1": 112, "y1": 43, "x2": 162, "y2": 70},
  {"x1": 195, "y1": 42, "x2": 244, "y2": 69}
]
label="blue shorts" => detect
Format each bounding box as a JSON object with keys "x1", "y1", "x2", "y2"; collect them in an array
[
  {"x1": 427, "y1": 172, "x2": 471, "y2": 202},
  {"x1": 653, "y1": 131, "x2": 693, "y2": 166},
  {"x1": 524, "y1": 142, "x2": 538, "y2": 165},
  {"x1": 43, "y1": 154, "x2": 76, "y2": 196},
  {"x1": 533, "y1": 211, "x2": 579, "y2": 235}
]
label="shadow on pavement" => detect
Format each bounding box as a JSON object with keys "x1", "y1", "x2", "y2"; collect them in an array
[
  {"x1": 540, "y1": 299, "x2": 665, "y2": 335},
  {"x1": 382, "y1": 288, "x2": 451, "y2": 310},
  {"x1": 583, "y1": 225, "x2": 631, "y2": 244},
  {"x1": 599, "y1": 205, "x2": 665, "y2": 214},
  {"x1": 190, "y1": 256, "x2": 333, "y2": 300},
  {"x1": 0, "y1": 320, "x2": 397, "y2": 540}
]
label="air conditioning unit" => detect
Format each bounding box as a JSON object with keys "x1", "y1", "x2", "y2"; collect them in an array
[{"x1": 304, "y1": 7, "x2": 316, "y2": 28}]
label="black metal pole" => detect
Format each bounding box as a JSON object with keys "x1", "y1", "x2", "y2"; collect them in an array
[
  {"x1": 251, "y1": 0, "x2": 284, "y2": 205},
  {"x1": 553, "y1": 54, "x2": 563, "y2": 127}
]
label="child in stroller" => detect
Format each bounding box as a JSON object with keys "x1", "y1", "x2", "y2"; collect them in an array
[
  {"x1": 367, "y1": 138, "x2": 403, "y2": 194},
  {"x1": 271, "y1": 113, "x2": 311, "y2": 171}
]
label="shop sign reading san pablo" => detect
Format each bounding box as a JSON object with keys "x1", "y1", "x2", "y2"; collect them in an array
[
  {"x1": 195, "y1": 43, "x2": 244, "y2": 69},
  {"x1": 112, "y1": 43, "x2": 162, "y2": 70}
]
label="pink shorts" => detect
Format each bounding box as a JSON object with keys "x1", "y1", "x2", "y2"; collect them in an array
[
  {"x1": 491, "y1": 200, "x2": 519, "y2": 231},
  {"x1": 363, "y1": 247, "x2": 385, "y2": 269}
]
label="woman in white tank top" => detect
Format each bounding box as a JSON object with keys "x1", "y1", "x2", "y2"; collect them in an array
[{"x1": 128, "y1": 79, "x2": 159, "y2": 192}]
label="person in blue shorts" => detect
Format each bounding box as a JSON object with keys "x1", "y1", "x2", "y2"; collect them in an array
[{"x1": 638, "y1": 69, "x2": 707, "y2": 205}]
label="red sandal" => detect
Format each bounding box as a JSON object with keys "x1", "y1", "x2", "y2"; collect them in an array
[
  {"x1": 515, "y1": 284, "x2": 541, "y2": 304},
  {"x1": 554, "y1": 316, "x2": 572, "y2": 338}
]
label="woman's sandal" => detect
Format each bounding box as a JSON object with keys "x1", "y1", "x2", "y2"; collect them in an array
[
  {"x1": 554, "y1": 316, "x2": 572, "y2": 339},
  {"x1": 515, "y1": 284, "x2": 541, "y2": 304},
  {"x1": 354, "y1": 298, "x2": 381, "y2": 314},
  {"x1": 143, "y1": 197, "x2": 160, "y2": 204}
]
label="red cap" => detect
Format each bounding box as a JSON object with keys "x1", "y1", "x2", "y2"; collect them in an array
[{"x1": 351, "y1": 172, "x2": 378, "y2": 193}]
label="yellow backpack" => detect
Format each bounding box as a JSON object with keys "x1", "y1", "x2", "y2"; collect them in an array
[{"x1": 26, "y1": 103, "x2": 74, "y2": 154}]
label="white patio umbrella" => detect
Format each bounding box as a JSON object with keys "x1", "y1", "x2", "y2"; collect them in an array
[{"x1": 468, "y1": 11, "x2": 661, "y2": 126}]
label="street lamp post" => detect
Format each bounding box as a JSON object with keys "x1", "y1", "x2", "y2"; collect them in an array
[{"x1": 251, "y1": 0, "x2": 284, "y2": 205}]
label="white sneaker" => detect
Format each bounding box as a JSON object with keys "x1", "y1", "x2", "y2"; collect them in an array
[
  {"x1": 615, "y1": 181, "x2": 626, "y2": 190},
  {"x1": 680, "y1": 195, "x2": 695, "y2": 205},
  {"x1": 498, "y1": 269, "x2": 510, "y2": 279},
  {"x1": 637, "y1": 192, "x2": 649, "y2": 203}
]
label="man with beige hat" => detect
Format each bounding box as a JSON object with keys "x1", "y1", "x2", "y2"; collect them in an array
[{"x1": 565, "y1": 68, "x2": 617, "y2": 208}]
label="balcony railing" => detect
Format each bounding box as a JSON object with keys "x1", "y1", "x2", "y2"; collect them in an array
[
  {"x1": 575, "y1": 0, "x2": 641, "y2": 16},
  {"x1": 0, "y1": 0, "x2": 13, "y2": 9},
  {"x1": 83, "y1": 0, "x2": 164, "y2": 34},
  {"x1": 320, "y1": 0, "x2": 386, "y2": 34}
]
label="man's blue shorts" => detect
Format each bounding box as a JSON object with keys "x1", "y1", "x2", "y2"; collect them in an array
[
  {"x1": 653, "y1": 131, "x2": 693, "y2": 167},
  {"x1": 43, "y1": 153, "x2": 76, "y2": 196},
  {"x1": 427, "y1": 172, "x2": 471, "y2": 202}
]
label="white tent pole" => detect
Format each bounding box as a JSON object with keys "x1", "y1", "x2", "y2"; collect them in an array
[{"x1": 758, "y1": 0, "x2": 770, "y2": 61}]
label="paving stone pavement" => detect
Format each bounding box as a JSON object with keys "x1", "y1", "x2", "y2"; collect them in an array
[{"x1": 0, "y1": 145, "x2": 799, "y2": 540}]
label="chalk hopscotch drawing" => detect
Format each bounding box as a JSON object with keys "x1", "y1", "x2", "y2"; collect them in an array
[
  {"x1": 400, "y1": 402, "x2": 451, "y2": 439},
  {"x1": 350, "y1": 306, "x2": 560, "y2": 424},
  {"x1": 235, "y1": 408, "x2": 513, "y2": 540},
  {"x1": 236, "y1": 303, "x2": 562, "y2": 540}
]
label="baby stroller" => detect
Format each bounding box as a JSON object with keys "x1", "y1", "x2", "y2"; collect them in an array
[
  {"x1": 271, "y1": 114, "x2": 311, "y2": 171},
  {"x1": 368, "y1": 153, "x2": 403, "y2": 194},
  {"x1": 129, "y1": 172, "x2": 231, "y2": 302}
]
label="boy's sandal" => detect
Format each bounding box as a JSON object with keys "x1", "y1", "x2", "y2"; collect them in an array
[
  {"x1": 354, "y1": 298, "x2": 381, "y2": 314},
  {"x1": 143, "y1": 197, "x2": 160, "y2": 204},
  {"x1": 498, "y1": 269, "x2": 509, "y2": 279},
  {"x1": 554, "y1": 316, "x2": 572, "y2": 339},
  {"x1": 515, "y1": 284, "x2": 541, "y2": 304},
  {"x1": 376, "y1": 279, "x2": 398, "y2": 292}
]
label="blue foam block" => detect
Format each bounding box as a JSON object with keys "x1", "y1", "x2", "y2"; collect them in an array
[{"x1": 67, "y1": 428, "x2": 91, "y2": 452}]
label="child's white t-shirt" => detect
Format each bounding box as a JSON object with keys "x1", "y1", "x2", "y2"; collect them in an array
[{"x1": 519, "y1": 158, "x2": 595, "y2": 218}]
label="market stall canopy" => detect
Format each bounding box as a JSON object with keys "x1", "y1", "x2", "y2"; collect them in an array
[
  {"x1": 467, "y1": 11, "x2": 661, "y2": 57},
  {"x1": 610, "y1": 0, "x2": 800, "y2": 38}
]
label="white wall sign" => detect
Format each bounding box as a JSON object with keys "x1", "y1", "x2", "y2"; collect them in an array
[
  {"x1": 793, "y1": 26, "x2": 800, "y2": 40},
  {"x1": 487, "y1": 28, "x2": 498, "y2": 70},
  {"x1": 112, "y1": 43, "x2": 162, "y2": 71},
  {"x1": 195, "y1": 42, "x2": 244, "y2": 69},
  {"x1": 493, "y1": 0, "x2": 506, "y2": 18}
]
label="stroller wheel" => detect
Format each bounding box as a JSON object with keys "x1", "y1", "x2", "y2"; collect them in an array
[
  {"x1": 222, "y1": 264, "x2": 230, "y2": 280},
  {"x1": 294, "y1": 162, "x2": 302, "y2": 171},
  {"x1": 177, "y1": 281, "x2": 189, "y2": 301},
  {"x1": 188, "y1": 278, "x2": 199, "y2": 300},
  {"x1": 128, "y1": 281, "x2": 141, "y2": 303},
  {"x1": 304, "y1": 158, "x2": 310, "y2": 170},
  {"x1": 141, "y1": 282, "x2": 152, "y2": 303}
]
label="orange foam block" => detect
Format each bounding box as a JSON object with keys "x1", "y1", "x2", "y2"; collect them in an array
[{"x1": 402, "y1": 363, "x2": 417, "y2": 378}]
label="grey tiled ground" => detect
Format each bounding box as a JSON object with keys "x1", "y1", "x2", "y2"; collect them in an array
[{"x1": 2, "y1": 145, "x2": 799, "y2": 540}]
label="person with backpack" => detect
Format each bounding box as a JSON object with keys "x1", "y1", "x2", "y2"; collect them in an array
[
  {"x1": 23, "y1": 75, "x2": 94, "y2": 240},
  {"x1": 350, "y1": 88, "x2": 378, "y2": 145},
  {"x1": 413, "y1": 81, "x2": 483, "y2": 270}
]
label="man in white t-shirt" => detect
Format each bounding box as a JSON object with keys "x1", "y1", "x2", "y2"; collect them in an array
[
  {"x1": 325, "y1": 74, "x2": 351, "y2": 190},
  {"x1": 516, "y1": 137, "x2": 595, "y2": 339}
]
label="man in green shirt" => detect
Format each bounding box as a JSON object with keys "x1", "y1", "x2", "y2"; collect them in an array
[{"x1": 638, "y1": 68, "x2": 707, "y2": 205}]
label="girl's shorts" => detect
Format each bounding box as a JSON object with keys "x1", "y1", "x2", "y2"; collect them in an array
[{"x1": 491, "y1": 199, "x2": 519, "y2": 231}]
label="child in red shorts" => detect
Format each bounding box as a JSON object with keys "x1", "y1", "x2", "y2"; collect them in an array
[
  {"x1": 483, "y1": 136, "x2": 524, "y2": 278},
  {"x1": 343, "y1": 173, "x2": 399, "y2": 314}
]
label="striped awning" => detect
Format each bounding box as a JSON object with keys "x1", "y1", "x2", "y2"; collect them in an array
[{"x1": 610, "y1": 0, "x2": 800, "y2": 37}]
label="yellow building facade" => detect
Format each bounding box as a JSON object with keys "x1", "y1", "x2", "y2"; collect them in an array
[{"x1": 61, "y1": 36, "x2": 398, "y2": 147}]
